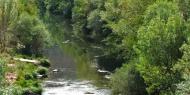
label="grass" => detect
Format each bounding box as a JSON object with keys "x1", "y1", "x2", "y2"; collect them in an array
[{"x1": 0, "y1": 53, "x2": 49, "y2": 95}]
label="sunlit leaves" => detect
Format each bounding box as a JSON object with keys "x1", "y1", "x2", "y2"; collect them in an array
[
  {"x1": 13, "y1": 13, "x2": 50, "y2": 55},
  {"x1": 136, "y1": 1, "x2": 185, "y2": 94}
]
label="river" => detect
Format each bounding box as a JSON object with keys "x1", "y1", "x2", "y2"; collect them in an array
[{"x1": 41, "y1": 21, "x2": 111, "y2": 94}]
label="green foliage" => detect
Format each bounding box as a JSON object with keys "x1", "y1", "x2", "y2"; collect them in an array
[
  {"x1": 0, "y1": 0, "x2": 189, "y2": 94},
  {"x1": 175, "y1": 76, "x2": 190, "y2": 95},
  {"x1": 14, "y1": 62, "x2": 42, "y2": 95},
  {"x1": 22, "y1": 86, "x2": 42, "y2": 95},
  {"x1": 0, "y1": 0, "x2": 18, "y2": 51},
  {"x1": 94, "y1": 0, "x2": 157, "y2": 72},
  {"x1": 24, "y1": 73, "x2": 33, "y2": 80},
  {"x1": 176, "y1": 0, "x2": 190, "y2": 20},
  {"x1": 39, "y1": 58, "x2": 50, "y2": 67},
  {"x1": 174, "y1": 38, "x2": 190, "y2": 95},
  {"x1": 36, "y1": 0, "x2": 47, "y2": 16},
  {"x1": 18, "y1": 0, "x2": 38, "y2": 16},
  {"x1": 136, "y1": 1, "x2": 186, "y2": 94},
  {"x1": 0, "y1": 59, "x2": 5, "y2": 87},
  {"x1": 45, "y1": 0, "x2": 73, "y2": 17},
  {"x1": 37, "y1": 67, "x2": 48, "y2": 75},
  {"x1": 175, "y1": 42, "x2": 190, "y2": 75},
  {"x1": 0, "y1": 85, "x2": 42, "y2": 95},
  {"x1": 101, "y1": 0, "x2": 156, "y2": 29},
  {"x1": 0, "y1": 86, "x2": 23, "y2": 95},
  {"x1": 12, "y1": 13, "x2": 50, "y2": 56},
  {"x1": 72, "y1": 0, "x2": 111, "y2": 42},
  {"x1": 111, "y1": 63, "x2": 147, "y2": 95}
]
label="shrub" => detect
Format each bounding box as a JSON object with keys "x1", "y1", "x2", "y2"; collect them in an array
[
  {"x1": 39, "y1": 59, "x2": 50, "y2": 67},
  {"x1": 12, "y1": 13, "x2": 50, "y2": 56},
  {"x1": 22, "y1": 86, "x2": 42, "y2": 95},
  {"x1": 24, "y1": 73, "x2": 33, "y2": 80},
  {"x1": 0, "y1": 59, "x2": 5, "y2": 87},
  {"x1": 111, "y1": 63, "x2": 147, "y2": 95},
  {"x1": 37, "y1": 67, "x2": 48, "y2": 75},
  {"x1": 175, "y1": 76, "x2": 190, "y2": 95}
]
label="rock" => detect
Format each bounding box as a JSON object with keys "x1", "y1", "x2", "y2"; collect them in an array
[
  {"x1": 13, "y1": 58, "x2": 40, "y2": 64},
  {"x1": 62, "y1": 40, "x2": 70, "y2": 44},
  {"x1": 37, "y1": 74, "x2": 43, "y2": 79},
  {"x1": 97, "y1": 69, "x2": 111, "y2": 75},
  {"x1": 52, "y1": 69, "x2": 59, "y2": 72},
  {"x1": 84, "y1": 92, "x2": 94, "y2": 94},
  {"x1": 104, "y1": 75, "x2": 111, "y2": 80},
  {"x1": 44, "y1": 81, "x2": 65, "y2": 87}
]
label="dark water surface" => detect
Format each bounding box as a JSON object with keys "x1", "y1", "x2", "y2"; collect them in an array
[
  {"x1": 41, "y1": 16, "x2": 110, "y2": 95},
  {"x1": 42, "y1": 44, "x2": 111, "y2": 95}
]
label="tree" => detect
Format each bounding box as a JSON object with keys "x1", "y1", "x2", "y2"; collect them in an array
[
  {"x1": 44, "y1": 0, "x2": 73, "y2": 18},
  {"x1": 111, "y1": 63, "x2": 147, "y2": 95},
  {"x1": 175, "y1": 43, "x2": 190, "y2": 95},
  {"x1": 0, "y1": 0, "x2": 18, "y2": 52},
  {"x1": 72, "y1": 0, "x2": 110, "y2": 42},
  {"x1": 136, "y1": 1, "x2": 186, "y2": 94},
  {"x1": 97, "y1": 0, "x2": 156, "y2": 70},
  {"x1": 12, "y1": 13, "x2": 50, "y2": 56}
]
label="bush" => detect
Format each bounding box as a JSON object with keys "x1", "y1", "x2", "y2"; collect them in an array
[
  {"x1": 12, "y1": 13, "x2": 50, "y2": 56},
  {"x1": 111, "y1": 63, "x2": 147, "y2": 95},
  {"x1": 175, "y1": 76, "x2": 190, "y2": 95},
  {"x1": 39, "y1": 59, "x2": 50, "y2": 67},
  {"x1": 0, "y1": 85, "x2": 25, "y2": 95},
  {"x1": 24, "y1": 73, "x2": 33, "y2": 80},
  {"x1": 32, "y1": 72, "x2": 38, "y2": 79},
  {"x1": 22, "y1": 86, "x2": 42, "y2": 95},
  {"x1": 0, "y1": 59, "x2": 5, "y2": 87},
  {"x1": 37, "y1": 67, "x2": 48, "y2": 75}
]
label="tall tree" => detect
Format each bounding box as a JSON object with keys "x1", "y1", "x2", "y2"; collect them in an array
[
  {"x1": 0, "y1": 0, "x2": 18, "y2": 52},
  {"x1": 136, "y1": 1, "x2": 186, "y2": 94}
]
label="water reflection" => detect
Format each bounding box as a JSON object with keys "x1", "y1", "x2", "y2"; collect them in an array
[{"x1": 42, "y1": 43, "x2": 110, "y2": 95}]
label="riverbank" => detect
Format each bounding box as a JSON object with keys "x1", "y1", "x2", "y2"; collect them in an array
[{"x1": 0, "y1": 53, "x2": 50, "y2": 95}]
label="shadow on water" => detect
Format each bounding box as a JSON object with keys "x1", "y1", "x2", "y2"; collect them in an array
[
  {"x1": 42, "y1": 43, "x2": 110, "y2": 95},
  {"x1": 42, "y1": 15, "x2": 111, "y2": 95}
]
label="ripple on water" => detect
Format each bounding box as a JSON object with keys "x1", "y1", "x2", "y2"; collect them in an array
[{"x1": 42, "y1": 80, "x2": 111, "y2": 95}]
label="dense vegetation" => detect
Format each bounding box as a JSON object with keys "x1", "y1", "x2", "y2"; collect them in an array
[
  {"x1": 0, "y1": 0, "x2": 50, "y2": 94},
  {"x1": 1, "y1": 0, "x2": 190, "y2": 95},
  {"x1": 38, "y1": 0, "x2": 190, "y2": 95}
]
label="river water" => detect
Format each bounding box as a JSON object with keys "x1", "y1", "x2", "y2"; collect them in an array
[{"x1": 42, "y1": 44, "x2": 111, "y2": 95}]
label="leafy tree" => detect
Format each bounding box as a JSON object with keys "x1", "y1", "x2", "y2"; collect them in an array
[
  {"x1": 175, "y1": 36, "x2": 190, "y2": 94},
  {"x1": 111, "y1": 63, "x2": 147, "y2": 95},
  {"x1": 175, "y1": 44, "x2": 190, "y2": 94},
  {"x1": 72, "y1": 0, "x2": 89, "y2": 40},
  {"x1": 136, "y1": 1, "x2": 186, "y2": 94},
  {"x1": 18, "y1": 0, "x2": 38, "y2": 16},
  {"x1": 45, "y1": 0, "x2": 73, "y2": 18},
  {"x1": 12, "y1": 13, "x2": 50, "y2": 56},
  {"x1": 72, "y1": 0, "x2": 110, "y2": 42},
  {"x1": 0, "y1": 0, "x2": 18, "y2": 52},
  {"x1": 97, "y1": 0, "x2": 156, "y2": 70},
  {"x1": 36, "y1": 0, "x2": 47, "y2": 17}
]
